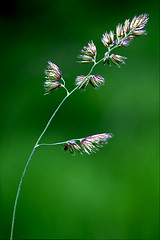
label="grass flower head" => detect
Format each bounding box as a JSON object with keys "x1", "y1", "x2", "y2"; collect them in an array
[
  {"x1": 102, "y1": 31, "x2": 114, "y2": 48},
  {"x1": 75, "y1": 75, "x2": 104, "y2": 89},
  {"x1": 44, "y1": 61, "x2": 62, "y2": 94},
  {"x1": 79, "y1": 41, "x2": 97, "y2": 63},
  {"x1": 80, "y1": 133, "x2": 112, "y2": 154},
  {"x1": 63, "y1": 133, "x2": 112, "y2": 155}
]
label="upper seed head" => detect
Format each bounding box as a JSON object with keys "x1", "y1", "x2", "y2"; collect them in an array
[
  {"x1": 130, "y1": 14, "x2": 149, "y2": 35},
  {"x1": 101, "y1": 13, "x2": 148, "y2": 51}
]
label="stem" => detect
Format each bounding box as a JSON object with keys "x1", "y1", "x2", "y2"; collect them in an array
[
  {"x1": 35, "y1": 89, "x2": 77, "y2": 147},
  {"x1": 37, "y1": 137, "x2": 84, "y2": 147},
  {"x1": 10, "y1": 54, "x2": 109, "y2": 240},
  {"x1": 10, "y1": 148, "x2": 36, "y2": 240},
  {"x1": 109, "y1": 30, "x2": 135, "y2": 53},
  {"x1": 62, "y1": 85, "x2": 70, "y2": 96},
  {"x1": 10, "y1": 86, "x2": 78, "y2": 240}
]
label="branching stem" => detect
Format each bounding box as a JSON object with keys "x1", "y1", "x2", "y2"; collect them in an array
[{"x1": 10, "y1": 41, "x2": 122, "y2": 240}]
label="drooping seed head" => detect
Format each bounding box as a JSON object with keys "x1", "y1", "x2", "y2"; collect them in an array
[
  {"x1": 63, "y1": 142, "x2": 74, "y2": 154},
  {"x1": 44, "y1": 81, "x2": 62, "y2": 94},
  {"x1": 45, "y1": 61, "x2": 62, "y2": 81},
  {"x1": 75, "y1": 75, "x2": 89, "y2": 89},
  {"x1": 87, "y1": 133, "x2": 112, "y2": 144},
  {"x1": 89, "y1": 75, "x2": 104, "y2": 88},
  {"x1": 110, "y1": 54, "x2": 127, "y2": 67},
  {"x1": 80, "y1": 133, "x2": 112, "y2": 154},
  {"x1": 70, "y1": 140, "x2": 82, "y2": 153},
  {"x1": 63, "y1": 141, "x2": 82, "y2": 155},
  {"x1": 80, "y1": 139, "x2": 97, "y2": 154},
  {"x1": 79, "y1": 41, "x2": 97, "y2": 63},
  {"x1": 62, "y1": 133, "x2": 112, "y2": 155}
]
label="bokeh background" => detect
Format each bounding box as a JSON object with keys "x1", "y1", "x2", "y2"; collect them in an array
[{"x1": 0, "y1": 0, "x2": 159, "y2": 239}]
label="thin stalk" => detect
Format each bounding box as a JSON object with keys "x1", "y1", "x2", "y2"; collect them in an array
[
  {"x1": 9, "y1": 87, "x2": 77, "y2": 240},
  {"x1": 37, "y1": 137, "x2": 84, "y2": 147},
  {"x1": 10, "y1": 50, "x2": 116, "y2": 240},
  {"x1": 34, "y1": 88, "x2": 77, "y2": 148},
  {"x1": 10, "y1": 148, "x2": 36, "y2": 240}
]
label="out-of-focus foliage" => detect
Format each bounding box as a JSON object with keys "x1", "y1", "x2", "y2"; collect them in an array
[{"x1": 0, "y1": 0, "x2": 159, "y2": 239}]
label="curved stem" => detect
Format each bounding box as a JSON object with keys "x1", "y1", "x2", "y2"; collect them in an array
[
  {"x1": 10, "y1": 55, "x2": 107, "y2": 240},
  {"x1": 62, "y1": 85, "x2": 70, "y2": 96},
  {"x1": 35, "y1": 88, "x2": 77, "y2": 147},
  {"x1": 10, "y1": 148, "x2": 36, "y2": 240},
  {"x1": 10, "y1": 86, "x2": 78, "y2": 240}
]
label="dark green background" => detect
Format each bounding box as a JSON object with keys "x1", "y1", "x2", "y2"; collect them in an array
[{"x1": 0, "y1": 0, "x2": 159, "y2": 239}]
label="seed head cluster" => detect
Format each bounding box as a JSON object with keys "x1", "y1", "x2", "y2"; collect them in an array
[
  {"x1": 102, "y1": 31, "x2": 114, "y2": 48},
  {"x1": 43, "y1": 14, "x2": 148, "y2": 155},
  {"x1": 44, "y1": 61, "x2": 62, "y2": 94},
  {"x1": 79, "y1": 41, "x2": 97, "y2": 63},
  {"x1": 102, "y1": 13, "x2": 149, "y2": 50},
  {"x1": 110, "y1": 54, "x2": 127, "y2": 67},
  {"x1": 63, "y1": 133, "x2": 112, "y2": 155},
  {"x1": 75, "y1": 75, "x2": 104, "y2": 89},
  {"x1": 44, "y1": 14, "x2": 148, "y2": 94},
  {"x1": 102, "y1": 14, "x2": 149, "y2": 66}
]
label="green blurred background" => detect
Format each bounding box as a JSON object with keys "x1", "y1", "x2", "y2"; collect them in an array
[{"x1": 0, "y1": 0, "x2": 159, "y2": 239}]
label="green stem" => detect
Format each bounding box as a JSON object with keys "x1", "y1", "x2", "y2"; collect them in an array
[
  {"x1": 10, "y1": 148, "x2": 36, "y2": 240},
  {"x1": 10, "y1": 54, "x2": 110, "y2": 240},
  {"x1": 37, "y1": 137, "x2": 84, "y2": 147},
  {"x1": 9, "y1": 86, "x2": 78, "y2": 240}
]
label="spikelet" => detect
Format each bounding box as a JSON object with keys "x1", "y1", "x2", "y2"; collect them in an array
[
  {"x1": 44, "y1": 61, "x2": 62, "y2": 94},
  {"x1": 75, "y1": 75, "x2": 104, "y2": 89},
  {"x1": 63, "y1": 133, "x2": 112, "y2": 155},
  {"x1": 78, "y1": 41, "x2": 97, "y2": 63}
]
